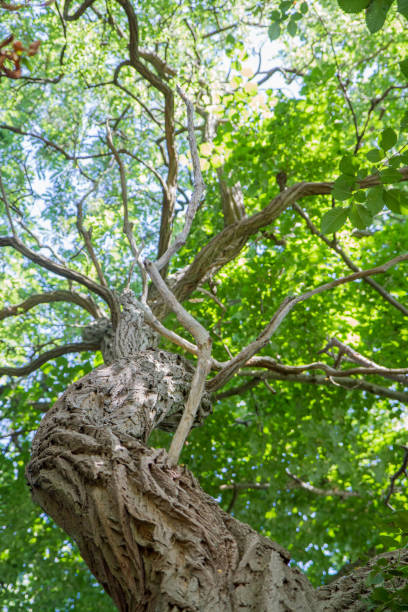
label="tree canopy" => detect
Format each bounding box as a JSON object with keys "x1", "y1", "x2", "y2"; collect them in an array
[{"x1": 1, "y1": 0, "x2": 408, "y2": 609}]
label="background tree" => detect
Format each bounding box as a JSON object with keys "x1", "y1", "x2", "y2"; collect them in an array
[{"x1": 1, "y1": 0, "x2": 408, "y2": 609}]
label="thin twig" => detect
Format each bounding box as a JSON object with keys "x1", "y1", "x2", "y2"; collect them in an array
[
  {"x1": 293, "y1": 203, "x2": 408, "y2": 317},
  {"x1": 155, "y1": 88, "x2": 205, "y2": 271},
  {"x1": 384, "y1": 446, "x2": 408, "y2": 510}
]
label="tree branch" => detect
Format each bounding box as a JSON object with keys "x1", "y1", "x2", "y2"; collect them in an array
[
  {"x1": 0, "y1": 290, "x2": 100, "y2": 320},
  {"x1": 145, "y1": 260, "x2": 212, "y2": 465},
  {"x1": 384, "y1": 446, "x2": 408, "y2": 510},
  {"x1": 0, "y1": 342, "x2": 99, "y2": 377},
  {"x1": 155, "y1": 88, "x2": 205, "y2": 271},
  {"x1": 105, "y1": 123, "x2": 141, "y2": 262},
  {"x1": 208, "y1": 253, "x2": 408, "y2": 391},
  {"x1": 154, "y1": 168, "x2": 408, "y2": 318},
  {"x1": 0, "y1": 235, "x2": 119, "y2": 325},
  {"x1": 75, "y1": 189, "x2": 109, "y2": 287},
  {"x1": 285, "y1": 470, "x2": 360, "y2": 499},
  {"x1": 293, "y1": 203, "x2": 408, "y2": 317},
  {"x1": 240, "y1": 370, "x2": 408, "y2": 403}
]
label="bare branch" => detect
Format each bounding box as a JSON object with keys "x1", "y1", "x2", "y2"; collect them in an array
[
  {"x1": 247, "y1": 355, "x2": 408, "y2": 382},
  {"x1": 0, "y1": 235, "x2": 119, "y2": 324},
  {"x1": 208, "y1": 297, "x2": 297, "y2": 391},
  {"x1": 220, "y1": 482, "x2": 270, "y2": 491},
  {"x1": 323, "y1": 337, "x2": 408, "y2": 384},
  {"x1": 167, "y1": 340, "x2": 212, "y2": 465},
  {"x1": 384, "y1": 446, "x2": 408, "y2": 510},
  {"x1": 285, "y1": 470, "x2": 360, "y2": 499},
  {"x1": 0, "y1": 342, "x2": 99, "y2": 377},
  {"x1": 145, "y1": 260, "x2": 212, "y2": 465},
  {"x1": 155, "y1": 89, "x2": 205, "y2": 271},
  {"x1": 0, "y1": 174, "x2": 16, "y2": 235},
  {"x1": 63, "y1": 0, "x2": 96, "y2": 21},
  {"x1": 214, "y1": 378, "x2": 263, "y2": 400},
  {"x1": 0, "y1": 290, "x2": 100, "y2": 320},
  {"x1": 209, "y1": 253, "x2": 408, "y2": 391},
  {"x1": 76, "y1": 189, "x2": 109, "y2": 287},
  {"x1": 240, "y1": 370, "x2": 408, "y2": 403},
  {"x1": 105, "y1": 122, "x2": 141, "y2": 261}
]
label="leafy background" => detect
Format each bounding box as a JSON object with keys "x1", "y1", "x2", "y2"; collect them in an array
[{"x1": 1, "y1": 0, "x2": 408, "y2": 609}]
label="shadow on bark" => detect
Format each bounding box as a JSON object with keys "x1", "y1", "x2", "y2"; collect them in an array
[{"x1": 26, "y1": 354, "x2": 318, "y2": 611}]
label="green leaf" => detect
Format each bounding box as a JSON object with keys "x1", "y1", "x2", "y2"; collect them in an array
[
  {"x1": 349, "y1": 203, "x2": 372, "y2": 229},
  {"x1": 366, "y1": 149, "x2": 382, "y2": 162},
  {"x1": 354, "y1": 190, "x2": 367, "y2": 203},
  {"x1": 270, "y1": 10, "x2": 281, "y2": 20},
  {"x1": 398, "y1": 0, "x2": 408, "y2": 18},
  {"x1": 380, "y1": 128, "x2": 398, "y2": 151},
  {"x1": 400, "y1": 58, "x2": 408, "y2": 79},
  {"x1": 366, "y1": 186, "x2": 385, "y2": 214},
  {"x1": 365, "y1": 0, "x2": 394, "y2": 33},
  {"x1": 268, "y1": 22, "x2": 281, "y2": 40},
  {"x1": 383, "y1": 189, "x2": 401, "y2": 213},
  {"x1": 388, "y1": 155, "x2": 404, "y2": 168},
  {"x1": 339, "y1": 155, "x2": 357, "y2": 176},
  {"x1": 332, "y1": 174, "x2": 356, "y2": 201},
  {"x1": 338, "y1": 0, "x2": 370, "y2": 12},
  {"x1": 300, "y1": 2, "x2": 308, "y2": 14},
  {"x1": 401, "y1": 112, "x2": 408, "y2": 131},
  {"x1": 287, "y1": 18, "x2": 298, "y2": 36},
  {"x1": 321, "y1": 207, "x2": 349, "y2": 234},
  {"x1": 380, "y1": 168, "x2": 402, "y2": 184},
  {"x1": 370, "y1": 587, "x2": 392, "y2": 603}
]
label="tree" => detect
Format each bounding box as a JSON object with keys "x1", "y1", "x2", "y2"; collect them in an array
[{"x1": 1, "y1": 0, "x2": 408, "y2": 609}]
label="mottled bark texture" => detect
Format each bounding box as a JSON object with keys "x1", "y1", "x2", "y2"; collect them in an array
[{"x1": 26, "y1": 357, "x2": 318, "y2": 611}]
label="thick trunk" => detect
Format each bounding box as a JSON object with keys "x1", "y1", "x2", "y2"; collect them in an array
[{"x1": 26, "y1": 357, "x2": 319, "y2": 611}]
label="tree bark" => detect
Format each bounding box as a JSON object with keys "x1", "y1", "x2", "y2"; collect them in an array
[{"x1": 26, "y1": 356, "x2": 319, "y2": 611}]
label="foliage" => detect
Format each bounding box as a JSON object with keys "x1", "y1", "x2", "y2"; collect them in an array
[{"x1": 0, "y1": 0, "x2": 408, "y2": 609}]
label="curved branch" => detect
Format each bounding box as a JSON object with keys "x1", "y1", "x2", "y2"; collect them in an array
[
  {"x1": 155, "y1": 88, "x2": 205, "y2": 271},
  {"x1": 0, "y1": 290, "x2": 100, "y2": 320},
  {"x1": 384, "y1": 446, "x2": 408, "y2": 510},
  {"x1": 208, "y1": 253, "x2": 408, "y2": 391},
  {"x1": 155, "y1": 168, "x2": 408, "y2": 317},
  {"x1": 0, "y1": 235, "x2": 119, "y2": 325},
  {"x1": 63, "y1": 0, "x2": 97, "y2": 21},
  {"x1": 0, "y1": 342, "x2": 99, "y2": 377}
]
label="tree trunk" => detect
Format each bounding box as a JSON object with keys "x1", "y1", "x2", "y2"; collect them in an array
[
  {"x1": 26, "y1": 355, "x2": 321, "y2": 611},
  {"x1": 25, "y1": 325, "x2": 408, "y2": 610}
]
